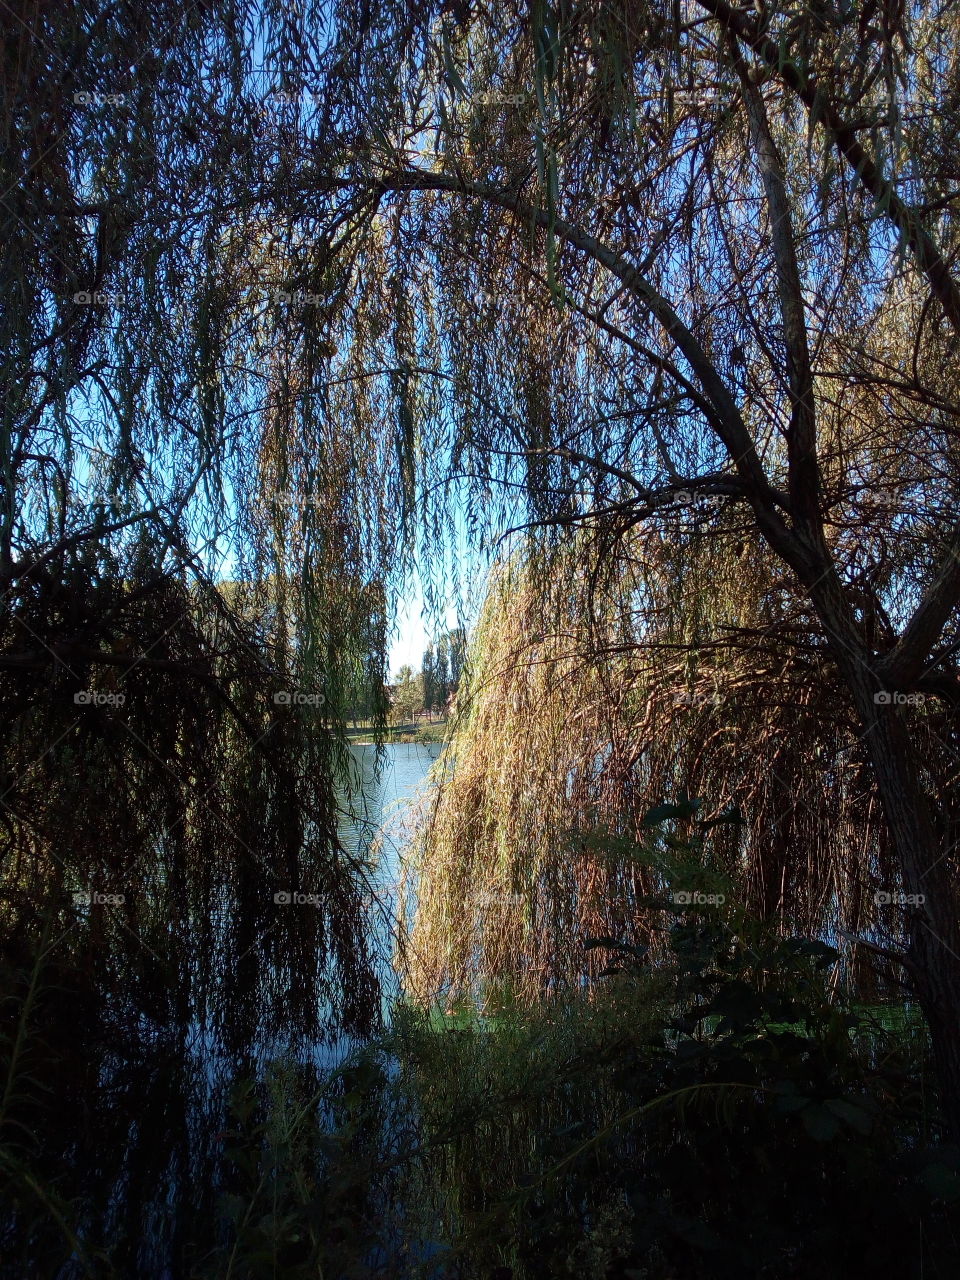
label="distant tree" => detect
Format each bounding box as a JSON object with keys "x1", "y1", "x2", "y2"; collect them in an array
[
  {"x1": 447, "y1": 627, "x2": 466, "y2": 688},
  {"x1": 429, "y1": 629, "x2": 466, "y2": 707},
  {"x1": 422, "y1": 643, "x2": 436, "y2": 714},
  {"x1": 434, "y1": 639, "x2": 450, "y2": 706},
  {"x1": 392, "y1": 664, "x2": 423, "y2": 724}
]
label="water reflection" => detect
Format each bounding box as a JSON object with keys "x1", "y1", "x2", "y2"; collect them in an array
[{"x1": 0, "y1": 743, "x2": 441, "y2": 1278}]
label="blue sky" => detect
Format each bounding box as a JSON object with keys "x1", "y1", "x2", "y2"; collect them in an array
[
  {"x1": 388, "y1": 582, "x2": 433, "y2": 676},
  {"x1": 387, "y1": 577, "x2": 473, "y2": 679}
]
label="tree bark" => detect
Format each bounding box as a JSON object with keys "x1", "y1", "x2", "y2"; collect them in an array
[{"x1": 811, "y1": 581, "x2": 960, "y2": 1140}]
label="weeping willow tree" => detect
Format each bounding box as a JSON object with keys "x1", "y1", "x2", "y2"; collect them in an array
[
  {"x1": 0, "y1": 0, "x2": 414, "y2": 1056},
  {"x1": 8, "y1": 0, "x2": 960, "y2": 1136},
  {"x1": 404, "y1": 523, "x2": 935, "y2": 1003},
  {"x1": 276, "y1": 0, "x2": 960, "y2": 1133}
]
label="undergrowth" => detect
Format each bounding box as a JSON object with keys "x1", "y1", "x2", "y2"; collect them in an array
[{"x1": 3, "y1": 817, "x2": 959, "y2": 1277}]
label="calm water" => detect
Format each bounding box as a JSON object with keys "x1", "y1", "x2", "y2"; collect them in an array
[
  {"x1": 0, "y1": 743, "x2": 444, "y2": 1279},
  {"x1": 340, "y1": 742, "x2": 444, "y2": 1006},
  {"x1": 340, "y1": 741, "x2": 444, "y2": 870},
  {"x1": 224, "y1": 740, "x2": 444, "y2": 1066}
]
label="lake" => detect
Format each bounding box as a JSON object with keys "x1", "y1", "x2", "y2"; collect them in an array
[
  {"x1": 340, "y1": 740, "x2": 444, "y2": 872},
  {"x1": 0, "y1": 742, "x2": 444, "y2": 1279},
  {"x1": 339, "y1": 741, "x2": 445, "y2": 1015}
]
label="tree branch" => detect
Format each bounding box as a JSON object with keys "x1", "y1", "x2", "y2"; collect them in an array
[
  {"x1": 877, "y1": 521, "x2": 960, "y2": 685},
  {"x1": 698, "y1": 0, "x2": 960, "y2": 335},
  {"x1": 736, "y1": 56, "x2": 823, "y2": 537},
  {"x1": 366, "y1": 166, "x2": 819, "y2": 579}
]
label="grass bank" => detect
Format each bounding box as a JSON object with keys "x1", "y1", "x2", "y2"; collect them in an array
[{"x1": 346, "y1": 719, "x2": 449, "y2": 745}]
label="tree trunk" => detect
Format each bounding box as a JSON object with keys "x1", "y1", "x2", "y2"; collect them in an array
[{"x1": 829, "y1": 635, "x2": 960, "y2": 1141}]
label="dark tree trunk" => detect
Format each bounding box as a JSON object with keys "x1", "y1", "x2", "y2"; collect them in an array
[
  {"x1": 855, "y1": 694, "x2": 960, "y2": 1142},
  {"x1": 823, "y1": 620, "x2": 960, "y2": 1141}
]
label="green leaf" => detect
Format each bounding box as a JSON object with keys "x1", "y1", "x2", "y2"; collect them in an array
[
  {"x1": 642, "y1": 799, "x2": 702, "y2": 827},
  {"x1": 440, "y1": 26, "x2": 468, "y2": 99},
  {"x1": 824, "y1": 1097, "x2": 873, "y2": 1135},
  {"x1": 920, "y1": 1162, "x2": 960, "y2": 1202},
  {"x1": 799, "y1": 1102, "x2": 840, "y2": 1142}
]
